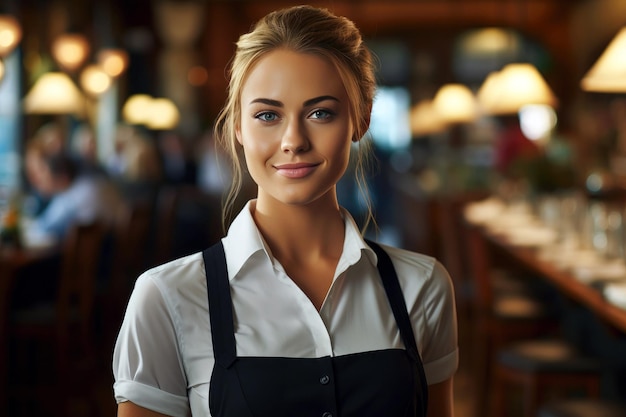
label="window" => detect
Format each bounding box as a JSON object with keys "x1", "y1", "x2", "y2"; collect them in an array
[{"x1": 0, "y1": 50, "x2": 22, "y2": 199}]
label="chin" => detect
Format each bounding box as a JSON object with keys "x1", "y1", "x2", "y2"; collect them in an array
[{"x1": 275, "y1": 190, "x2": 336, "y2": 208}]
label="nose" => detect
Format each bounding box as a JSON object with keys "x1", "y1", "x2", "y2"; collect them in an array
[{"x1": 281, "y1": 119, "x2": 310, "y2": 154}]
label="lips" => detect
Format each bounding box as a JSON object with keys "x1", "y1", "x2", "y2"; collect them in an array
[{"x1": 274, "y1": 162, "x2": 320, "y2": 179}]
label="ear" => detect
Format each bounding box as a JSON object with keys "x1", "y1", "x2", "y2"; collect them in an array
[{"x1": 235, "y1": 125, "x2": 243, "y2": 145}]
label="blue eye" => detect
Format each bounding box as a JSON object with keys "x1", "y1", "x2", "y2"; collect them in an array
[
  {"x1": 310, "y1": 109, "x2": 333, "y2": 120},
  {"x1": 255, "y1": 112, "x2": 278, "y2": 122}
]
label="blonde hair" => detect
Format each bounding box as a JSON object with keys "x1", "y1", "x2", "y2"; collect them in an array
[{"x1": 214, "y1": 5, "x2": 377, "y2": 232}]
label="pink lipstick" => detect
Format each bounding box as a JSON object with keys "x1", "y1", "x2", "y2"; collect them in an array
[{"x1": 274, "y1": 163, "x2": 319, "y2": 179}]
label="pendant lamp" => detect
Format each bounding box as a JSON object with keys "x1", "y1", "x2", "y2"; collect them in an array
[{"x1": 581, "y1": 27, "x2": 626, "y2": 93}]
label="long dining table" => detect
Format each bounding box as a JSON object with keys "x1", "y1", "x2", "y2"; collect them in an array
[{"x1": 463, "y1": 197, "x2": 626, "y2": 334}]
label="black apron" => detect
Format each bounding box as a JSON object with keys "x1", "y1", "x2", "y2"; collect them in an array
[{"x1": 203, "y1": 240, "x2": 428, "y2": 417}]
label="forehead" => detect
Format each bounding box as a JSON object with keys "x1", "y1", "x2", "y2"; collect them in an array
[{"x1": 240, "y1": 49, "x2": 348, "y2": 103}]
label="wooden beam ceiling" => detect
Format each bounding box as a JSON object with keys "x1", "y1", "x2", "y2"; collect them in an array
[{"x1": 234, "y1": 0, "x2": 579, "y2": 33}]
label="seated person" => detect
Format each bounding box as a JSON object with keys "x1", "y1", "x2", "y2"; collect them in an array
[
  {"x1": 27, "y1": 150, "x2": 123, "y2": 240},
  {"x1": 70, "y1": 123, "x2": 110, "y2": 179},
  {"x1": 12, "y1": 151, "x2": 123, "y2": 310}
]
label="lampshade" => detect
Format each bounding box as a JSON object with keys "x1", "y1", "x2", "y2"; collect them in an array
[
  {"x1": 154, "y1": 0, "x2": 205, "y2": 48},
  {"x1": 479, "y1": 63, "x2": 557, "y2": 115},
  {"x1": 460, "y1": 27, "x2": 519, "y2": 56},
  {"x1": 51, "y1": 33, "x2": 90, "y2": 72},
  {"x1": 410, "y1": 99, "x2": 446, "y2": 136},
  {"x1": 0, "y1": 14, "x2": 22, "y2": 57},
  {"x1": 80, "y1": 64, "x2": 112, "y2": 96},
  {"x1": 146, "y1": 98, "x2": 180, "y2": 130},
  {"x1": 23, "y1": 72, "x2": 86, "y2": 115},
  {"x1": 432, "y1": 83, "x2": 478, "y2": 124},
  {"x1": 476, "y1": 70, "x2": 502, "y2": 114},
  {"x1": 122, "y1": 94, "x2": 154, "y2": 125},
  {"x1": 97, "y1": 48, "x2": 129, "y2": 77},
  {"x1": 581, "y1": 27, "x2": 626, "y2": 93},
  {"x1": 122, "y1": 94, "x2": 180, "y2": 130}
]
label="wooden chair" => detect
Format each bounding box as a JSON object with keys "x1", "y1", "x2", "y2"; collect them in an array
[
  {"x1": 111, "y1": 201, "x2": 153, "y2": 291},
  {"x1": 154, "y1": 185, "x2": 223, "y2": 265},
  {"x1": 154, "y1": 185, "x2": 181, "y2": 265},
  {"x1": 462, "y1": 218, "x2": 561, "y2": 417},
  {"x1": 490, "y1": 300, "x2": 619, "y2": 417},
  {"x1": 101, "y1": 200, "x2": 154, "y2": 339},
  {"x1": 433, "y1": 191, "x2": 490, "y2": 315},
  {"x1": 8, "y1": 220, "x2": 108, "y2": 415},
  {"x1": 492, "y1": 338, "x2": 602, "y2": 417}
]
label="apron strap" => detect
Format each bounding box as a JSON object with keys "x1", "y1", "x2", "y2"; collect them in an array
[
  {"x1": 365, "y1": 240, "x2": 420, "y2": 362},
  {"x1": 203, "y1": 241, "x2": 237, "y2": 369},
  {"x1": 366, "y1": 240, "x2": 429, "y2": 414}
]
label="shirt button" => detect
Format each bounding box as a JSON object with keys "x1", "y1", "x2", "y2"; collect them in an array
[
  {"x1": 322, "y1": 413, "x2": 332, "y2": 417},
  {"x1": 319, "y1": 375, "x2": 330, "y2": 385}
]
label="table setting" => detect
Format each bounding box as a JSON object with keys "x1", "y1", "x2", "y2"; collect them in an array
[{"x1": 463, "y1": 192, "x2": 626, "y2": 313}]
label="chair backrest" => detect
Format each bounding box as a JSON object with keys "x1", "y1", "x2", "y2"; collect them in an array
[
  {"x1": 110, "y1": 200, "x2": 153, "y2": 296},
  {"x1": 154, "y1": 185, "x2": 181, "y2": 265},
  {"x1": 56, "y1": 220, "x2": 107, "y2": 341},
  {"x1": 154, "y1": 185, "x2": 223, "y2": 264}
]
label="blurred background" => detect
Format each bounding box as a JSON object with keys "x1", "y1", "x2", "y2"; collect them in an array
[{"x1": 1, "y1": 0, "x2": 626, "y2": 416}]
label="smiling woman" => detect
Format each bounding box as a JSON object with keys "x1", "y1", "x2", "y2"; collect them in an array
[
  {"x1": 113, "y1": 5, "x2": 458, "y2": 417},
  {"x1": 236, "y1": 49, "x2": 353, "y2": 211}
]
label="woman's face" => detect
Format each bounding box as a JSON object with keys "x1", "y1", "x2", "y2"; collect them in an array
[
  {"x1": 25, "y1": 149, "x2": 54, "y2": 195},
  {"x1": 236, "y1": 49, "x2": 353, "y2": 208}
]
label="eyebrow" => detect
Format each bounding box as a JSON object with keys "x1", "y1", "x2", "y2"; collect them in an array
[{"x1": 249, "y1": 95, "x2": 340, "y2": 107}]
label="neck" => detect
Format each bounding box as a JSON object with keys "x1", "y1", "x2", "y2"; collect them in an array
[{"x1": 252, "y1": 194, "x2": 345, "y2": 264}]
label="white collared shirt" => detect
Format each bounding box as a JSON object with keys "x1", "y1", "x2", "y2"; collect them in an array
[{"x1": 113, "y1": 201, "x2": 458, "y2": 417}]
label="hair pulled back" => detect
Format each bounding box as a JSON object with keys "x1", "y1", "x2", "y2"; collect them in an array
[{"x1": 214, "y1": 5, "x2": 377, "y2": 230}]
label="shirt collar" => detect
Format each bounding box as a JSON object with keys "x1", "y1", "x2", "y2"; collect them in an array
[
  {"x1": 338, "y1": 207, "x2": 377, "y2": 274},
  {"x1": 222, "y1": 200, "x2": 269, "y2": 281},
  {"x1": 221, "y1": 200, "x2": 377, "y2": 281}
]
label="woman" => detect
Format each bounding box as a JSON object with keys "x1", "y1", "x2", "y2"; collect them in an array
[{"x1": 113, "y1": 5, "x2": 458, "y2": 417}]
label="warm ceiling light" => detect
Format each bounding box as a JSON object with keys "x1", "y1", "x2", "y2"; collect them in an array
[
  {"x1": 519, "y1": 104, "x2": 557, "y2": 142},
  {"x1": 146, "y1": 98, "x2": 180, "y2": 130},
  {"x1": 410, "y1": 99, "x2": 446, "y2": 136},
  {"x1": 154, "y1": 0, "x2": 205, "y2": 47},
  {"x1": 432, "y1": 83, "x2": 478, "y2": 124},
  {"x1": 581, "y1": 27, "x2": 626, "y2": 93},
  {"x1": 122, "y1": 94, "x2": 180, "y2": 130},
  {"x1": 80, "y1": 64, "x2": 112, "y2": 96},
  {"x1": 460, "y1": 27, "x2": 518, "y2": 56},
  {"x1": 122, "y1": 94, "x2": 154, "y2": 125},
  {"x1": 0, "y1": 15, "x2": 22, "y2": 57},
  {"x1": 22, "y1": 72, "x2": 86, "y2": 115},
  {"x1": 476, "y1": 70, "x2": 502, "y2": 114},
  {"x1": 97, "y1": 48, "x2": 129, "y2": 77},
  {"x1": 51, "y1": 33, "x2": 90, "y2": 72},
  {"x1": 480, "y1": 63, "x2": 557, "y2": 115}
]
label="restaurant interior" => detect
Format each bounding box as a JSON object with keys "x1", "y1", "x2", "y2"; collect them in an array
[{"x1": 2, "y1": 0, "x2": 626, "y2": 416}]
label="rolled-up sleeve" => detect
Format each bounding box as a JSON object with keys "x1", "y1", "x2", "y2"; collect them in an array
[{"x1": 113, "y1": 272, "x2": 191, "y2": 417}]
